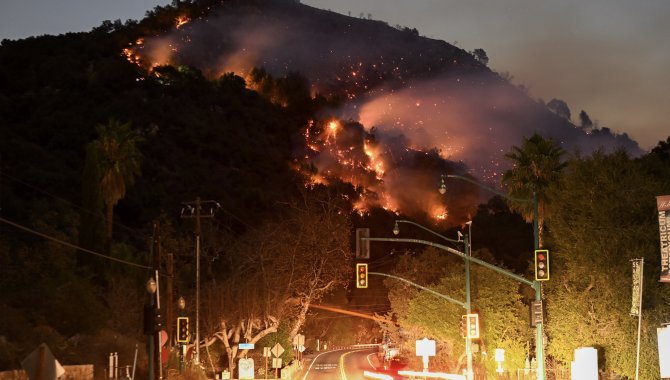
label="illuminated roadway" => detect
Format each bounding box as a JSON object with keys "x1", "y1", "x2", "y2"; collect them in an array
[{"x1": 301, "y1": 347, "x2": 380, "y2": 380}]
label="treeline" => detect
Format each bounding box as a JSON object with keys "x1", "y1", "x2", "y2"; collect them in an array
[{"x1": 379, "y1": 138, "x2": 670, "y2": 378}]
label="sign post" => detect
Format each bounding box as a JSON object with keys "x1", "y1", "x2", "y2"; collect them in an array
[
  {"x1": 631, "y1": 259, "x2": 644, "y2": 380},
  {"x1": 271, "y1": 343, "x2": 284, "y2": 379},
  {"x1": 263, "y1": 347, "x2": 271, "y2": 380},
  {"x1": 415, "y1": 338, "x2": 436, "y2": 373}
]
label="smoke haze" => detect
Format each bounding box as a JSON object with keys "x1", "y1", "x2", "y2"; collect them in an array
[{"x1": 133, "y1": 0, "x2": 642, "y2": 223}]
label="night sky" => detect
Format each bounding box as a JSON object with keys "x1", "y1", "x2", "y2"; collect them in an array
[{"x1": 2, "y1": 0, "x2": 668, "y2": 150}]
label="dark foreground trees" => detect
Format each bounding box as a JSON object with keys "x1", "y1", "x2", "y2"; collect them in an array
[{"x1": 198, "y1": 191, "x2": 353, "y2": 374}]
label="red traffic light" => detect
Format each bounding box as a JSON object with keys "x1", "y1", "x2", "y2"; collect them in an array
[
  {"x1": 466, "y1": 314, "x2": 480, "y2": 339},
  {"x1": 534, "y1": 250, "x2": 550, "y2": 281},
  {"x1": 356, "y1": 263, "x2": 368, "y2": 288}
]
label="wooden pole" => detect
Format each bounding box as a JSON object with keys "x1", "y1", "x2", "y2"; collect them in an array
[{"x1": 167, "y1": 252, "x2": 174, "y2": 346}]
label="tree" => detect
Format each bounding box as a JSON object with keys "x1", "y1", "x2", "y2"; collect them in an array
[
  {"x1": 472, "y1": 48, "x2": 489, "y2": 65},
  {"x1": 380, "y1": 247, "x2": 530, "y2": 376},
  {"x1": 544, "y1": 150, "x2": 670, "y2": 378},
  {"x1": 578, "y1": 110, "x2": 593, "y2": 129},
  {"x1": 502, "y1": 133, "x2": 566, "y2": 247},
  {"x1": 546, "y1": 99, "x2": 571, "y2": 121},
  {"x1": 199, "y1": 191, "x2": 352, "y2": 374},
  {"x1": 651, "y1": 136, "x2": 670, "y2": 162},
  {"x1": 85, "y1": 118, "x2": 143, "y2": 249}
]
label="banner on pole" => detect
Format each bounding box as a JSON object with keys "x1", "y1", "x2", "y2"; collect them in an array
[
  {"x1": 657, "y1": 195, "x2": 670, "y2": 282},
  {"x1": 631, "y1": 260, "x2": 642, "y2": 316}
]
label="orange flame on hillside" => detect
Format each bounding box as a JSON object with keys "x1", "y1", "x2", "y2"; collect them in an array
[{"x1": 175, "y1": 16, "x2": 190, "y2": 29}]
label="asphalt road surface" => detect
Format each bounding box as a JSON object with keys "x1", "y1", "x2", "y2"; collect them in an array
[{"x1": 301, "y1": 347, "x2": 380, "y2": 380}]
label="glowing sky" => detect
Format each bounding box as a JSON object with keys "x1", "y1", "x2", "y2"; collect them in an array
[{"x1": 1, "y1": 0, "x2": 668, "y2": 150}]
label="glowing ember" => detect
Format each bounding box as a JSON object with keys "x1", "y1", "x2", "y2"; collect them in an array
[{"x1": 327, "y1": 120, "x2": 339, "y2": 140}]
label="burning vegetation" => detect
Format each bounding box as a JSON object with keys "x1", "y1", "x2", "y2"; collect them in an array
[{"x1": 120, "y1": 0, "x2": 641, "y2": 225}]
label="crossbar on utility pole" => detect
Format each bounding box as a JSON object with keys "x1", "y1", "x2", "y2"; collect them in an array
[{"x1": 180, "y1": 197, "x2": 218, "y2": 365}]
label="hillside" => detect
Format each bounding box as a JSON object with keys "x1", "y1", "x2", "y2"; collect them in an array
[
  {"x1": 0, "y1": 0, "x2": 651, "y2": 372},
  {"x1": 130, "y1": 0, "x2": 641, "y2": 219}
]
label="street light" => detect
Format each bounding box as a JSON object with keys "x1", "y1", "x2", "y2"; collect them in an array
[
  {"x1": 364, "y1": 220, "x2": 540, "y2": 379},
  {"x1": 178, "y1": 296, "x2": 186, "y2": 311},
  {"x1": 177, "y1": 296, "x2": 186, "y2": 373},
  {"x1": 440, "y1": 173, "x2": 545, "y2": 380},
  {"x1": 146, "y1": 278, "x2": 157, "y2": 380},
  {"x1": 392, "y1": 220, "x2": 473, "y2": 379}
]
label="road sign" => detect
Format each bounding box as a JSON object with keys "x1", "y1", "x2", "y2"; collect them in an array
[
  {"x1": 356, "y1": 228, "x2": 370, "y2": 259},
  {"x1": 263, "y1": 347, "x2": 271, "y2": 358},
  {"x1": 271, "y1": 343, "x2": 284, "y2": 358},
  {"x1": 239, "y1": 343, "x2": 255, "y2": 350},
  {"x1": 415, "y1": 338, "x2": 436, "y2": 357},
  {"x1": 298, "y1": 345, "x2": 305, "y2": 353},
  {"x1": 21, "y1": 344, "x2": 65, "y2": 380},
  {"x1": 272, "y1": 358, "x2": 282, "y2": 369},
  {"x1": 238, "y1": 358, "x2": 254, "y2": 379}
]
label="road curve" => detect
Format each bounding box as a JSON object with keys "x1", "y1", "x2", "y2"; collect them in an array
[{"x1": 302, "y1": 348, "x2": 379, "y2": 380}]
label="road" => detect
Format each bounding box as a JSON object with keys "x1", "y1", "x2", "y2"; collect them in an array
[{"x1": 301, "y1": 347, "x2": 380, "y2": 380}]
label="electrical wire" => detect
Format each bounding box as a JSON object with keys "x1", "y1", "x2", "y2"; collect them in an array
[
  {"x1": 0, "y1": 170, "x2": 144, "y2": 239},
  {"x1": 0, "y1": 216, "x2": 153, "y2": 270}
]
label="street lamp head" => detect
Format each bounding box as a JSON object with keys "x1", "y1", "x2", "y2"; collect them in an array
[
  {"x1": 393, "y1": 221, "x2": 400, "y2": 235},
  {"x1": 146, "y1": 278, "x2": 157, "y2": 294},
  {"x1": 178, "y1": 296, "x2": 186, "y2": 310},
  {"x1": 439, "y1": 177, "x2": 447, "y2": 195}
]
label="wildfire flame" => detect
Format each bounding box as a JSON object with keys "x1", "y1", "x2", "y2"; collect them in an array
[
  {"x1": 175, "y1": 16, "x2": 190, "y2": 29},
  {"x1": 298, "y1": 117, "x2": 458, "y2": 223},
  {"x1": 121, "y1": 8, "x2": 498, "y2": 225}
]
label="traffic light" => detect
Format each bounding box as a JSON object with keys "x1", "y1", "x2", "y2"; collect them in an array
[
  {"x1": 356, "y1": 263, "x2": 368, "y2": 288},
  {"x1": 154, "y1": 308, "x2": 164, "y2": 332},
  {"x1": 143, "y1": 306, "x2": 165, "y2": 334},
  {"x1": 530, "y1": 300, "x2": 543, "y2": 327},
  {"x1": 177, "y1": 317, "x2": 189, "y2": 343},
  {"x1": 534, "y1": 249, "x2": 550, "y2": 281},
  {"x1": 460, "y1": 315, "x2": 468, "y2": 338},
  {"x1": 466, "y1": 314, "x2": 480, "y2": 339}
]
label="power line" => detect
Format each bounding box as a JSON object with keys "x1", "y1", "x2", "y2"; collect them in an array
[
  {"x1": 0, "y1": 216, "x2": 153, "y2": 270},
  {"x1": 0, "y1": 170, "x2": 143, "y2": 239}
]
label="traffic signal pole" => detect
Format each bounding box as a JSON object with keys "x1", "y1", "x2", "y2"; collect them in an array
[
  {"x1": 532, "y1": 192, "x2": 546, "y2": 380},
  {"x1": 442, "y1": 174, "x2": 546, "y2": 380},
  {"x1": 464, "y1": 234, "x2": 473, "y2": 380},
  {"x1": 364, "y1": 232, "x2": 542, "y2": 379}
]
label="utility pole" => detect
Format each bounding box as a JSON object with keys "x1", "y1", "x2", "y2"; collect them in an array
[
  {"x1": 167, "y1": 252, "x2": 174, "y2": 347},
  {"x1": 152, "y1": 223, "x2": 162, "y2": 380},
  {"x1": 180, "y1": 197, "x2": 218, "y2": 366}
]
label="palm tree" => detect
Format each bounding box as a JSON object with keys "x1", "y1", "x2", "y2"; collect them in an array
[
  {"x1": 87, "y1": 118, "x2": 143, "y2": 249},
  {"x1": 502, "y1": 133, "x2": 566, "y2": 247}
]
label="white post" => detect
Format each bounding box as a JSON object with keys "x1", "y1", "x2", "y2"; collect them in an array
[
  {"x1": 108, "y1": 353, "x2": 113, "y2": 380},
  {"x1": 113, "y1": 352, "x2": 118, "y2": 380},
  {"x1": 635, "y1": 258, "x2": 644, "y2": 380}
]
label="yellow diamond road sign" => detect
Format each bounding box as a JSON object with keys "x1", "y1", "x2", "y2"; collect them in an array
[{"x1": 271, "y1": 343, "x2": 284, "y2": 358}]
